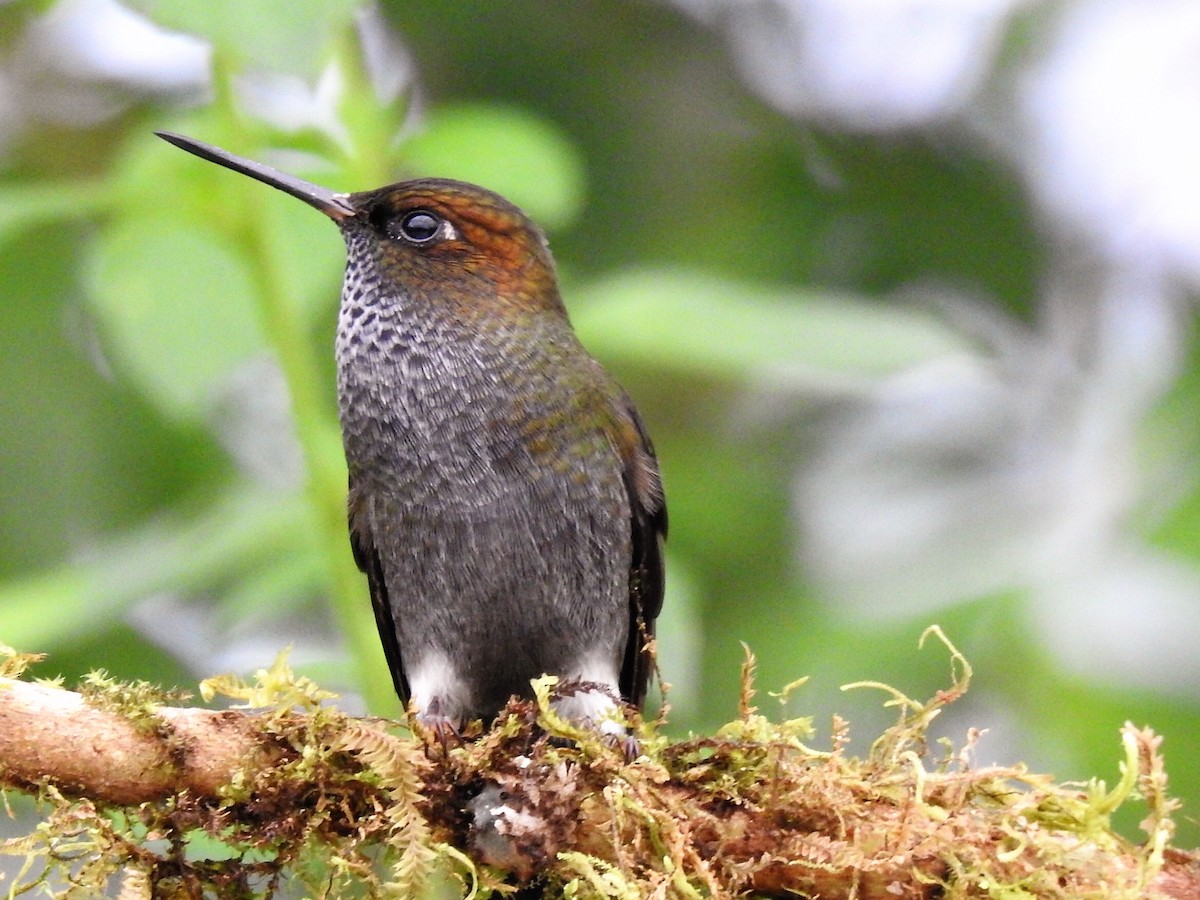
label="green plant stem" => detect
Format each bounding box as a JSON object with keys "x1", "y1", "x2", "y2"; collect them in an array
[
  {"x1": 243, "y1": 214, "x2": 400, "y2": 718},
  {"x1": 193, "y1": 54, "x2": 403, "y2": 715}
]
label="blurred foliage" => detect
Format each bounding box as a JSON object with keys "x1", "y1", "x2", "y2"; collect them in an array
[{"x1": 0, "y1": 0, "x2": 1197, "y2": 851}]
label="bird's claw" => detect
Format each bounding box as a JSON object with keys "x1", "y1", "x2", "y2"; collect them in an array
[
  {"x1": 413, "y1": 701, "x2": 463, "y2": 752},
  {"x1": 605, "y1": 730, "x2": 643, "y2": 762}
]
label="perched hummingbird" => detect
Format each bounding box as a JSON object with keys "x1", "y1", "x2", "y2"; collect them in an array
[{"x1": 156, "y1": 132, "x2": 667, "y2": 735}]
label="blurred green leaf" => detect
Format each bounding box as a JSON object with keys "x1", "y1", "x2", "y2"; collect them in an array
[
  {"x1": 128, "y1": 0, "x2": 359, "y2": 76},
  {"x1": 403, "y1": 103, "x2": 586, "y2": 229},
  {"x1": 86, "y1": 217, "x2": 265, "y2": 421},
  {"x1": 0, "y1": 184, "x2": 109, "y2": 244},
  {"x1": 573, "y1": 268, "x2": 968, "y2": 383},
  {"x1": 0, "y1": 488, "x2": 315, "y2": 652},
  {"x1": 214, "y1": 543, "x2": 325, "y2": 629}
]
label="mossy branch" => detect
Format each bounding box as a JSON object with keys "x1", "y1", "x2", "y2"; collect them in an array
[
  {"x1": 0, "y1": 676, "x2": 272, "y2": 807},
  {"x1": 1, "y1": 635, "x2": 1198, "y2": 899}
]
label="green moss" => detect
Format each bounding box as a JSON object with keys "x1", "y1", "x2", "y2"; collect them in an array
[{"x1": 0, "y1": 631, "x2": 1183, "y2": 898}]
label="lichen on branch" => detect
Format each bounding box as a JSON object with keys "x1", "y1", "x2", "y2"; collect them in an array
[{"x1": 0, "y1": 632, "x2": 1195, "y2": 899}]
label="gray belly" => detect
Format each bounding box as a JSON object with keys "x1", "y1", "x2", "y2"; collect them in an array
[{"x1": 369, "y1": 472, "x2": 631, "y2": 721}]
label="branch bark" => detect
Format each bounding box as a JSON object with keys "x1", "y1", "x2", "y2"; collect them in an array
[{"x1": 0, "y1": 677, "x2": 277, "y2": 805}]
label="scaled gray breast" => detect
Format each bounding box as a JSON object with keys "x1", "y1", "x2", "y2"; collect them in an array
[{"x1": 334, "y1": 248, "x2": 593, "y2": 513}]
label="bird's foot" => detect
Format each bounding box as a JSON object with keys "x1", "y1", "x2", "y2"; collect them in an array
[
  {"x1": 413, "y1": 698, "x2": 463, "y2": 752},
  {"x1": 548, "y1": 679, "x2": 643, "y2": 760},
  {"x1": 603, "y1": 730, "x2": 643, "y2": 762}
]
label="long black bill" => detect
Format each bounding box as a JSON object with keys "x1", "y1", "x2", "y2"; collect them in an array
[{"x1": 155, "y1": 131, "x2": 356, "y2": 222}]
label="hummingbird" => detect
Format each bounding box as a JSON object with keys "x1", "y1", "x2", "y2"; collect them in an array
[{"x1": 156, "y1": 132, "x2": 667, "y2": 736}]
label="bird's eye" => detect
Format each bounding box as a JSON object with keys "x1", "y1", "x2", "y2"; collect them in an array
[{"x1": 396, "y1": 210, "x2": 441, "y2": 243}]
